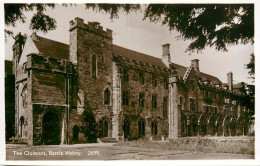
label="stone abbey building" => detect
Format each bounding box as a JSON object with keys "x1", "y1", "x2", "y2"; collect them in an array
[{"x1": 12, "y1": 17, "x2": 252, "y2": 145}]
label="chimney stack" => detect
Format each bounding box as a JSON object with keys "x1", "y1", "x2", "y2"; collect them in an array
[
  {"x1": 162, "y1": 43, "x2": 170, "y2": 67},
  {"x1": 227, "y1": 71, "x2": 233, "y2": 92},
  {"x1": 191, "y1": 59, "x2": 200, "y2": 72}
]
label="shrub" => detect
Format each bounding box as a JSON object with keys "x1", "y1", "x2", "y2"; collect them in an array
[{"x1": 80, "y1": 108, "x2": 98, "y2": 143}]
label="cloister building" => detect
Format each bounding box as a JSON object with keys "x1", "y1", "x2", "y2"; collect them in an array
[{"x1": 12, "y1": 17, "x2": 252, "y2": 145}]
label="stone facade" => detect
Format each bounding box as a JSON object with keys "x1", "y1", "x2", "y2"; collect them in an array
[{"x1": 11, "y1": 18, "x2": 253, "y2": 145}]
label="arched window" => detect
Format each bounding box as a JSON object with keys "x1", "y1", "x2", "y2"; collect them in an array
[
  {"x1": 138, "y1": 118, "x2": 145, "y2": 137},
  {"x1": 21, "y1": 84, "x2": 27, "y2": 107},
  {"x1": 92, "y1": 55, "x2": 97, "y2": 78},
  {"x1": 123, "y1": 116, "x2": 131, "y2": 138},
  {"x1": 99, "y1": 117, "x2": 109, "y2": 137},
  {"x1": 73, "y1": 125, "x2": 80, "y2": 141},
  {"x1": 104, "y1": 88, "x2": 110, "y2": 105},
  {"x1": 151, "y1": 120, "x2": 158, "y2": 135},
  {"x1": 19, "y1": 116, "x2": 24, "y2": 137}
]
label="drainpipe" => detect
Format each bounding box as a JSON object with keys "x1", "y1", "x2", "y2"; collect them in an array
[
  {"x1": 67, "y1": 73, "x2": 70, "y2": 145},
  {"x1": 65, "y1": 60, "x2": 70, "y2": 145}
]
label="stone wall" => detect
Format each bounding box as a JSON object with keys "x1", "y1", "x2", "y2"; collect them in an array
[
  {"x1": 69, "y1": 18, "x2": 114, "y2": 139},
  {"x1": 172, "y1": 67, "x2": 246, "y2": 137},
  {"x1": 118, "y1": 64, "x2": 170, "y2": 139}
]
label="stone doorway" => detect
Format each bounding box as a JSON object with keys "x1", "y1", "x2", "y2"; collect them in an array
[
  {"x1": 42, "y1": 111, "x2": 60, "y2": 145},
  {"x1": 99, "y1": 117, "x2": 109, "y2": 138},
  {"x1": 123, "y1": 116, "x2": 131, "y2": 138}
]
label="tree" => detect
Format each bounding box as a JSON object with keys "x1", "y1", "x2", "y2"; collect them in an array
[
  {"x1": 5, "y1": 3, "x2": 254, "y2": 53},
  {"x1": 86, "y1": 4, "x2": 254, "y2": 53},
  {"x1": 246, "y1": 53, "x2": 255, "y2": 80},
  {"x1": 80, "y1": 106, "x2": 98, "y2": 143},
  {"x1": 4, "y1": 4, "x2": 56, "y2": 37}
]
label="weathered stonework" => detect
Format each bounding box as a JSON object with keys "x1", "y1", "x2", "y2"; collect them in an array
[{"x1": 11, "y1": 18, "x2": 253, "y2": 145}]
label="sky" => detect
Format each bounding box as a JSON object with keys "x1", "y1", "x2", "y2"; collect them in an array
[{"x1": 4, "y1": 4, "x2": 254, "y2": 84}]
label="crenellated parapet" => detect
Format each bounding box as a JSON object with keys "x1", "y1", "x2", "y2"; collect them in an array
[
  {"x1": 27, "y1": 54, "x2": 73, "y2": 75},
  {"x1": 113, "y1": 55, "x2": 171, "y2": 76},
  {"x1": 69, "y1": 17, "x2": 112, "y2": 40}
]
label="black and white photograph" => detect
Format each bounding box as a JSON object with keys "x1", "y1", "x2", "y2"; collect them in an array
[{"x1": 1, "y1": 0, "x2": 258, "y2": 164}]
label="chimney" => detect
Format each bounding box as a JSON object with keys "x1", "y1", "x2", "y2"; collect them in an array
[
  {"x1": 191, "y1": 59, "x2": 200, "y2": 72},
  {"x1": 227, "y1": 71, "x2": 233, "y2": 92},
  {"x1": 162, "y1": 43, "x2": 170, "y2": 67}
]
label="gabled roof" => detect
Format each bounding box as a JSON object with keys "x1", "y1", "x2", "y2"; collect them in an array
[
  {"x1": 196, "y1": 71, "x2": 222, "y2": 84},
  {"x1": 29, "y1": 35, "x2": 222, "y2": 84},
  {"x1": 175, "y1": 66, "x2": 222, "y2": 85},
  {"x1": 32, "y1": 35, "x2": 69, "y2": 60},
  {"x1": 113, "y1": 45, "x2": 167, "y2": 69},
  {"x1": 5, "y1": 60, "x2": 13, "y2": 75}
]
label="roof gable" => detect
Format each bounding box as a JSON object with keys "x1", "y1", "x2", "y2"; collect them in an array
[
  {"x1": 32, "y1": 35, "x2": 69, "y2": 60},
  {"x1": 19, "y1": 36, "x2": 39, "y2": 66}
]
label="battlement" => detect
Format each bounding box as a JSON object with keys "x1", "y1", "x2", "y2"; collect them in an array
[
  {"x1": 27, "y1": 54, "x2": 73, "y2": 75},
  {"x1": 113, "y1": 55, "x2": 170, "y2": 76},
  {"x1": 69, "y1": 17, "x2": 112, "y2": 39}
]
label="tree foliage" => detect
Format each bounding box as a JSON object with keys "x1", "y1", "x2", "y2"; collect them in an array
[
  {"x1": 246, "y1": 53, "x2": 255, "y2": 79},
  {"x1": 80, "y1": 106, "x2": 98, "y2": 143},
  {"x1": 5, "y1": 3, "x2": 254, "y2": 53},
  {"x1": 86, "y1": 4, "x2": 254, "y2": 53},
  {"x1": 238, "y1": 82, "x2": 254, "y2": 114},
  {"x1": 4, "y1": 3, "x2": 56, "y2": 36}
]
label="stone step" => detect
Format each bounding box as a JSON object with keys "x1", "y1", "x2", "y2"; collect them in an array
[{"x1": 99, "y1": 137, "x2": 117, "y2": 143}]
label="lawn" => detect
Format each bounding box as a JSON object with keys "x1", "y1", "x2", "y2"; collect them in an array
[{"x1": 115, "y1": 137, "x2": 255, "y2": 156}]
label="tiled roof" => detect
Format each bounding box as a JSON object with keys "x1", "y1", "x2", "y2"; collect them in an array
[
  {"x1": 32, "y1": 36, "x2": 69, "y2": 60},
  {"x1": 113, "y1": 45, "x2": 167, "y2": 69},
  {"x1": 175, "y1": 66, "x2": 222, "y2": 84},
  {"x1": 31, "y1": 35, "x2": 222, "y2": 84},
  {"x1": 196, "y1": 71, "x2": 222, "y2": 84},
  {"x1": 5, "y1": 60, "x2": 13, "y2": 75}
]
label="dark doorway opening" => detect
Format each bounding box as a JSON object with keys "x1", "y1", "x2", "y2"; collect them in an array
[
  {"x1": 123, "y1": 117, "x2": 131, "y2": 138},
  {"x1": 42, "y1": 111, "x2": 60, "y2": 145},
  {"x1": 73, "y1": 125, "x2": 80, "y2": 141},
  {"x1": 99, "y1": 117, "x2": 109, "y2": 138}
]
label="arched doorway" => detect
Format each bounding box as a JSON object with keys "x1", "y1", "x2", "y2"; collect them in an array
[
  {"x1": 19, "y1": 116, "x2": 24, "y2": 137},
  {"x1": 190, "y1": 115, "x2": 198, "y2": 136},
  {"x1": 73, "y1": 125, "x2": 80, "y2": 141},
  {"x1": 199, "y1": 114, "x2": 208, "y2": 136},
  {"x1": 99, "y1": 117, "x2": 109, "y2": 138},
  {"x1": 223, "y1": 116, "x2": 230, "y2": 136},
  {"x1": 42, "y1": 111, "x2": 60, "y2": 145},
  {"x1": 138, "y1": 118, "x2": 145, "y2": 137},
  {"x1": 123, "y1": 116, "x2": 131, "y2": 138},
  {"x1": 230, "y1": 118, "x2": 237, "y2": 136},
  {"x1": 181, "y1": 114, "x2": 187, "y2": 137}
]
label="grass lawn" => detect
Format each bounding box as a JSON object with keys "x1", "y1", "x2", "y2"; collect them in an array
[{"x1": 115, "y1": 136, "x2": 255, "y2": 156}]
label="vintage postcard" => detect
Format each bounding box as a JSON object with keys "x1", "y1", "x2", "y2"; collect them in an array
[{"x1": 1, "y1": 0, "x2": 258, "y2": 165}]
